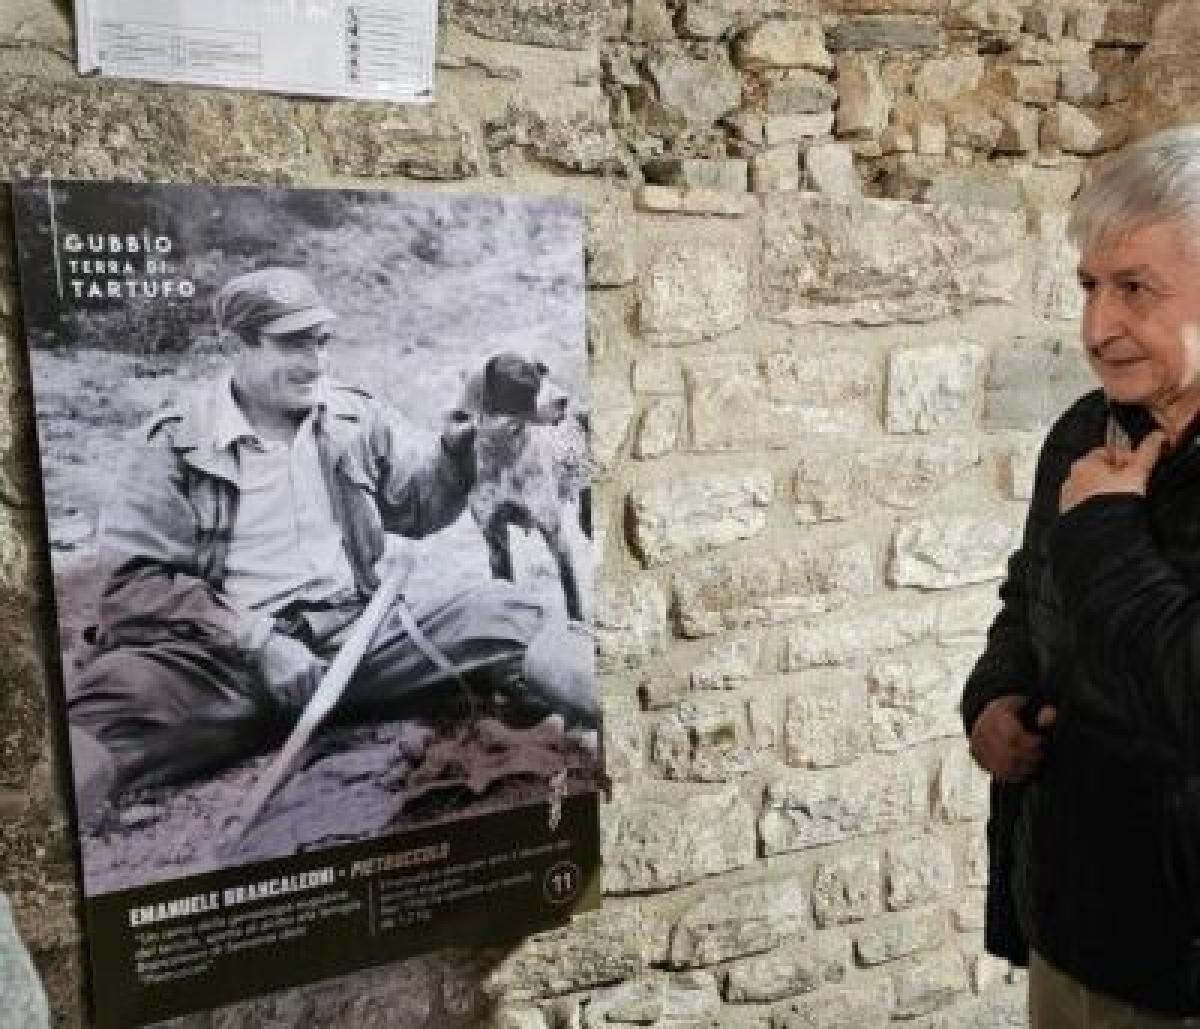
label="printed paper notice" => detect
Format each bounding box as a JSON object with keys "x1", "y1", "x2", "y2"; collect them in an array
[{"x1": 76, "y1": 0, "x2": 435, "y2": 102}]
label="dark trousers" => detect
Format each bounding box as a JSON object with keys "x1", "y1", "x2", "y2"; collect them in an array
[{"x1": 68, "y1": 582, "x2": 543, "y2": 789}]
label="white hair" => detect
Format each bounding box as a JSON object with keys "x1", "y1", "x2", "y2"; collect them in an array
[{"x1": 1069, "y1": 124, "x2": 1200, "y2": 255}]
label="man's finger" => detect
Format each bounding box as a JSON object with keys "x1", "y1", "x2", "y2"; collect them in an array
[{"x1": 1130, "y1": 430, "x2": 1168, "y2": 473}]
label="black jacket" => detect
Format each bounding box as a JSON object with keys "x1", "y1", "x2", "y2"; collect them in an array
[{"x1": 962, "y1": 389, "x2": 1200, "y2": 1016}]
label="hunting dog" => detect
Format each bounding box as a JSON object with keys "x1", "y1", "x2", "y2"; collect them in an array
[{"x1": 454, "y1": 352, "x2": 589, "y2": 623}]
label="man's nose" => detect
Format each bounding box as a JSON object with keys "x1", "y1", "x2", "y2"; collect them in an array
[{"x1": 1082, "y1": 286, "x2": 1121, "y2": 348}]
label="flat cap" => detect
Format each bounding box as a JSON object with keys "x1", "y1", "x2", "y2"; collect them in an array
[{"x1": 214, "y1": 268, "x2": 336, "y2": 336}]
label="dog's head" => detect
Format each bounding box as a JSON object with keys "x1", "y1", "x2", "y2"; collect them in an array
[{"x1": 480, "y1": 352, "x2": 569, "y2": 425}]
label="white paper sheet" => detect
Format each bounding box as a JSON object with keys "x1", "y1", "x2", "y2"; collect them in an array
[{"x1": 76, "y1": 0, "x2": 436, "y2": 102}]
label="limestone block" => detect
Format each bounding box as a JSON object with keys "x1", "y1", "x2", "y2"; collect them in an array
[
  {"x1": 1012, "y1": 34, "x2": 1091, "y2": 65},
  {"x1": 1059, "y1": 65, "x2": 1102, "y2": 105},
  {"x1": 691, "y1": 634, "x2": 763, "y2": 689},
  {"x1": 869, "y1": 652, "x2": 965, "y2": 751},
  {"x1": 673, "y1": 541, "x2": 875, "y2": 638},
  {"x1": 767, "y1": 70, "x2": 839, "y2": 114},
  {"x1": 835, "y1": 54, "x2": 890, "y2": 139},
  {"x1": 645, "y1": 50, "x2": 743, "y2": 127},
  {"x1": 995, "y1": 64, "x2": 1059, "y2": 106},
  {"x1": 752, "y1": 146, "x2": 802, "y2": 193},
  {"x1": 0, "y1": 0, "x2": 71, "y2": 46},
  {"x1": 760, "y1": 754, "x2": 925, "y2": 854},
  {"x1": 495, "y1": 1006, "x2": 549, "y2": 1029},
  {"x1": 586, "y1": 193, "x2": 637, "y2": 287},
  {"x1": 747, "y1": 695, "x2": 780, "y2": 753},
  {"x1": 604, "y1": 692, "x2": 645, "y2": 783},
  {"x1": 591, "y1": 374, "x2": 636, "y2": 474},
  {"x1": 966, "y1": 828, "x2": 988, "y2": 888},
  {"x1": 803, "y1": 142, "x2": 862, "y2": 198},
  {"x1": 921, "y1": 989, "x2": 1027, "y2": 1029},
  {"x1": 486, "y1": 92, "x2": 622, "y2": 174},
  {"x1": 855, "y1": 908, "x2": 947, "y2": 966},
  {"x1": 605, "y1": 788, "x2": 757, "y2": 891},
  {"x1": 1006, "y1": 432, "x2": 1042, "y2": 503},
  {"x1": 485, "y1": 903, "x2": 649, "y2": 999},
  {"x1": 1098, "y1": 1, "x2": 1150, "y2": 45},
  {"x1": 735, "y1": 19, "x2": 832, "y2": 71},
  {"x1": 587, "y1": 290, "x2": 636, "y2": 363},
  {"x1": 1011, "y1": 165, "x2": 1082, "y2": 213},
  {"x1": 812, "y1": 851, "x2": 881, "y2": 927},
  {"x1": 984, "y1": 339, "x2": 1094, "y2": 432},
  {"x1": 936, "y1": 587, "x2": 1000, "y2": 647},
  {"x1": 634, "y1": 352, "x2": 684, "y2": 394},
  {"x1": 973, "y1": 953, "x2": 1012, "y2": 992},
  {"x1": 1033, "y1": 211, "x2": 1084, "y2": 322},
  {"x1": 995, "y1": 103, "x2": 1039, "y2": 156},
  {"x1": 635, "y1": 185, "x2": 755, "y2": 217},
  {"x1": 627, "y1": 0, "x2": 677, "y2": 42},
  {"x1": 952, "y1": 890, "x2": 987, "y2": 932},
  {"x1": 935, "y1": 746, "x2": 989, "y2": 821},
  {"x1": 1024, "y1": 3, "x2": 1065, "y2": 40},
  {"x1": 583, "y1": 974, "x2": 722, "y2": 1027},
  {"x1": 765, "y1": 111, "x2": 837, "y2": 145},
  {"x1": 1066, "y1": 3, "x2": 1106, "y2": 42},
  {"x1": 890, "y1": 949, "x2": 970, "y2": 1018},
  {"x1": 889, "y1": 515, "x2": 1018, "y2": 590},
  {"x1": 914, "y1": 55, "x2": 985, "y2": 104},
  {"x1": 652, "y1": 694, "x2": 764, "y2": 781},
  {"x1": 783, "y1": 606, "x2": 933, "y2": 668},
  {"x1": 921, "y1": 169, "x2": 1025, "y2": 211},
  {"x1": 916, "y1": 117, "x2": 948, "y2": 156},
  {"x1": 628, "y1": 468, "x2": 773, "y2": 566},
  {"x1": 792, "y1": 438, "x2": 982, "y2": 522},
  {"x1": 644, "y1": 157, "x2": 750, "y2": 193},
  {"x1": 679, "y1": 0, "x2": 747, "y2": 39},
  {"x1": 686, "y1": 350, "x2": 874, "y2": 451},
  {"x1": 724, "y1": 944, "x2": 824, "y2": 1002},
  {"x1": 668, "y1": 877, "x2": 808, "y2": 968},
  {"x1": 825, "y1": 0, "x2": 942, "y2": 9},
  {"x1": 886, "y1": 835, "x2": 956, "y2": 910},
  {"x1": 771, "y1": 982, "x2": 893, "y2": 1029},
  {"x1": 651, "y1": 711, "x2": 693, "y2": 779},
  {"x1": 1040, "y1": 102, "x2": 1104, "y2": 155},
  {"x1": 443, "y1": 0, "x2": 609, "y2": 48},
  {"x1": 639, "y1": 230, "x2": 751, "y2": 344},
  {"x1": 948, "y1": 0, "x2": 1023, "y2": 32},
  {"x1": 946, "y1": 99, "x2": 1005, "y2": 152},
  {"x1": 826, "y1": 16, "x2": 943, "y2": 51},
  {"x1": 0, "y1": 894, "x2": 48, "y2": 1029},
  {"x1": 886, "y1": 342, "x2": 987, "y2": 434},
  {"x1": 595, "y1": 575, "x2": 668, "y2": 672},
  {"x1": 633, "y1": 397, "x2": 684, "y2": 458},
  {"x1": 763, "y1": 195, "x2": 1025, "y2": 325},
  {"x1": 784, "y1": 675, "x2": 872, "y2": 769}
]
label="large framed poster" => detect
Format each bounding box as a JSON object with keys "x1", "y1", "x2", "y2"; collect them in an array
[{"x1": 11, "y1": 180, "x2": 600, "y2": 1028}]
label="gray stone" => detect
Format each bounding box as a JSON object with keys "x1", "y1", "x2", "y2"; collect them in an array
[
  {"x1": 0, "y1": 893, "x2": 49, "y2": 1029},
  {"x1": 1005, "y1": 433, "x2": 1042, "y2": 503},
  {"x1": 792, "y1": 438, "x2": 981, "y2": 522},
  {"x1": 583, "y1": 974, "x2": 722, "y2": 1027},
  {"x1": 586, "y1": 193, "x2": 638, "y2": 287},
  {"x1": 724, "y1": 943, "x2": 823, "y2": 1002},
  {"x1": 603, "y1": 691, "x2": 646, "y2": 785},
  {"x1": 765, "y1": 111, "x2": 837, "y2": 145},
  {"x1": 629, "y1": 469, "x2": 773, "y2": 566},
  {"x1": 444, "y1": 0, "x2": 609, "y2": 48},
  {"x1": 673, "y1": 542, "x2": 875, "y2": 638},
  {"x1": 691, "y1": 634, "x2": 763, "y2": 690},
  {"x1": 639, "y1": 230, "x2": 751, "y2": 344},
  {"x1": 948, "y1": 0, "x2": 1024, "y2": 32},
  {"x1": 646, "y1": 50, "x2": 743, "y2": 127},
  {"x1": 651, "y1": 694, "x2": 762, "y2": 782},
  {"x1": 1066, "y1": 3, "x2": 1106, "y2": 42},
  {"x1": 770, "y1": 983, "x2": 892, "y2": 1029},
  {"x1": 935, "y1": 745, "x2": 989, "y2": 821},
  {"x1": 764, "y1": 195, "x2": 1025, "y2": 325},
  {"x1": 668, "y1": 877, "x2": 808, "y2": 968},
  {"x1": 869, "y1": 652, "x2": 968, "y2": 751},
  {"x1": 595, "y1": 575, "x2": 669, "y2": 672},
  {"x1": 591, "y1": 374, "x2": 636, "y2": 474},
  {"x1": 914, "y1": 55, "x2": 985, "y2": 103},
  {"x1": 760, "y1": 754, "x2": 925, "y2": 854},
  {"x1": 1059, "y1": 65, "x2": 1102, "y2": 105},
  {"x1": 885, "y1": 835, "x2": 956, "y2": 910},
  {"x1": 827, "y1": 16, "x2": 943, "y2": 51},
  {"x1": 644, "y1": 157, "x2": 749, "y2": 192},
  {"x1": 1033, "y1": 211, "x2": 1084, "y2": 322},
  {"x1": 886, "y1": 343, "x2": 987, "y2": 434},
  {"x1": 952, "y1": 891, "x2": 987, "y2": 932},
  {"x1": 735, "y1": 19, "x2": 832, "y2": 71},
  {"x1": 984, "y1": 339, "x2": 1095, "y2": 432},
  {"x1": 495, "y1": 1006, "x2": 549, "y2": 1029},
  {"x1": 627, "y1": 0, "x2": 677, "y2": 42},
  {"x1": 889, "y1": 516, "x2": 1019, "y2": 590},
  {"x1": 966, "y1": 829, "x2": 989, "y2": 888},
  {"x1": 633, "y1": 397, "x2": 685, "y2": 459},
  {"x1": 890, "y1": 949, "x2": 970, "y2": 1018},
  {"x1": 784, "y1": 675, "x2": 872, "y2": 768},
  {"x1": 0, "y1": 0, "x2": 71, "y2": 46},
  {"x1": 1041, "y1": 102, "x2": 1104, "y2": 155},
  {"x1": 485, "y1": 903, "x2": 649, "y2": 999},
  {"x1": 783, "y1": 607, "x2": 933, "y2": 668},
  {"x1": 634, "y1": 352, "x2": 684, "y2": 394},
  {"x1": 921, "y1": 169, "x2": 1026, "y2": 211},
  {"x1": 922, "y1": 987, "x2": 1027, "y2": 1029},
  {"x1": 485, "y1": 95, "x2": 622, "y2": 174},
  {"x1": 935, "y1": 588, "x2": 998, "y2": 646},
  {"x1": 1025, "y1": 3, "x2": 1065, "y2": 40},
  {"x1": 686, "y1": 349, "x2": 875, "y2": 452},
  {"x1": 767, "y1": 70, "x2": 838, "y2": 115},
  {"x1": 605, "y1": 787, "x2": 757, "y2": 891},
  {"x1": 679, "y1": 0, "x2": 745, "y2": 39},
  {"x1": 803, "y1": 142, "x2": 861, "y2": 198},
  {"x1": 752, "y1": 146, "x2": 802, "y2": 193},
  {"x1": 635, "y1": 185, "x2": 754, "y2": 217},
  {"x1": 855, "y1": 908, "x2": 947, "y2": 966},
  {"x1": 835, "y1": 54, "x2": 890, "y2": 139},
  {"x1": 812, "y1": 851, "x2": 881, "y2": 926}
]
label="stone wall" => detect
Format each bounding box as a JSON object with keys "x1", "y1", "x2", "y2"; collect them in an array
[{"x1": 0, "y1": 0, "x2": 1196, "y2": 1026}]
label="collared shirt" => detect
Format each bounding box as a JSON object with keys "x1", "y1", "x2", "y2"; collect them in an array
[{"x1": 213, "y1": 376, "x2": 357, "y2": 615}]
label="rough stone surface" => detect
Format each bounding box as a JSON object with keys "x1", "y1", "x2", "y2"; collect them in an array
[
  {"x1": 803, "y1": 142, "x2": 862, "y2": 198},
  {"x1": 583, "y1": 973, "x2": 722, "y2": 1026},
  {"x1": 764, "y1": 195, "x2": 1025, "y2": 324},
  {"x1": 645, "y1": 49, "x2": 744, "y2": 128},
  {"x1": 760, "y1": 755, "x2": 925, "y2": 855},
  {"x1": 605, "y1": 788, "x2": 757, "y2": 891},
  {"x1": 812, "y1": 852, "x2": 881, "y2": 927},
  {"x1": 723, "y1": 943, "x2": 824, "y2": 1002},
  {"x1": 784, "y1": 676, "x2": 872, "y2": 769},
  {"x1": 885, "y1": 836, "x2": 957, "y2": 910},
  {"x1": 736, "y1": 19, "x2": 832, "y2": 71},
  {"x1": 595, "y1": 575, "x2": 669, "y2": 671},
  {"x1": 635, "y1": 184, "x2": 754, "y2": 216},
  {"x1": 868, "y1": 652, "x2": 967, "y2": 751},
  {"x1": 752, "y1": 146, "x2": 802, "y2": 192},
  {"x1": 835, "y1": 54, "x2": 891, "y2": 139},
  {"x1": 827, "y1": 16, "x2": 944, "y2": 51},
  {"x1": 633, "y1": 397, "x2": 685, "y2": 459},
  {"x1": 1033, "y1": 211, "x2": 1085, "y2": 322},
  {"x1": 888, "y1": 515, "x2": 1019, "y2": 590},
  {"x1": 771, "y1": 983, "x2": 892, "y2": 1029},
  {"x1": 765, "y1": 110, "x2": 837, "y2": 145},
  {"x1": 783, "y1": 607, "x2": 933, "y2": 668},
  {"x1": 444, "y1": 0, "x2": 609, "y2": 48},
  {"x1": 767, "y1": 70, "x2": 838, "y2": 115},
  {"x1": 640, "y1": 231, "x2": 751, "y2": 344},
  {"x1": 0, "y1": 893, "x2": 49, "y2": 1029},
  {"x1": 985, "y1": 339, "x2": 1095, "y2": 431},
  {"x1": 889, "y1": 948, "x2": 970, "y2": 1018},
  {"x1": 586, "y1": 194, "x2": 638, "y2": 287},
  {"x1": 673, "y1": 542, "x2": 875, "y2": 638},
  {"x1": 886, "y1": 343, "x2": 987, "y2": 434},
  {"x1": 934, "y1": 745, "x2": 989, "y2": 821},
  {"x1": 855, "y1": 908, "x2": 947, "y2": 966},
  {"x1": 668, "y1": 877, "x2": 808, "y2": 968},
  {"x1": 651, "y1": 694, "x2": 763, "y2": 781},
  {"x1": 691, "y1": 635, "x2": 763, "y2": 690}
]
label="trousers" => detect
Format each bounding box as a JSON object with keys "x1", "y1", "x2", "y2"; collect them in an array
[{"x1": 1031, "y1": 953, "x2": 1200, "y2": 1028}]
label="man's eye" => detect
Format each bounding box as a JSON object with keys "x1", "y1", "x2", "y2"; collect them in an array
[
  {"x1": 1077, "y1": 277, "x2": 1096, "y2": 293},
  {"x1": 1120, "y1": 280, "x2": 1145, "y2": 297}
]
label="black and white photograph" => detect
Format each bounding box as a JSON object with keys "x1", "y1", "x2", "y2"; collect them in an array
[{"x1": 12, "y1": 180, "x2": 601, "y2": 1027}]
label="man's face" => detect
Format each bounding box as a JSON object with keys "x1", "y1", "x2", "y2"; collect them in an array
[
  {"x1": 231, "y1": 322, "x2": 332, "y2": 415},
  {"x1": 1078, "y1": 220, "x2": 1200, "y2": 422}
]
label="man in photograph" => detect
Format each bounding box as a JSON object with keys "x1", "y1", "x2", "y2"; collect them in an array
[
  {"x1": 963, "y1": 125, "x2": 1200, "y2": 1025},
  {"x1": 67, "y1": 266, "x2": 595, "y2": 827}
]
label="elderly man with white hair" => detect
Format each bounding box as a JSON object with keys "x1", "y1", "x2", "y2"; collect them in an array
[{"x1": 963, "y1": 124, "x2": 1200, "y2": 1025}]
